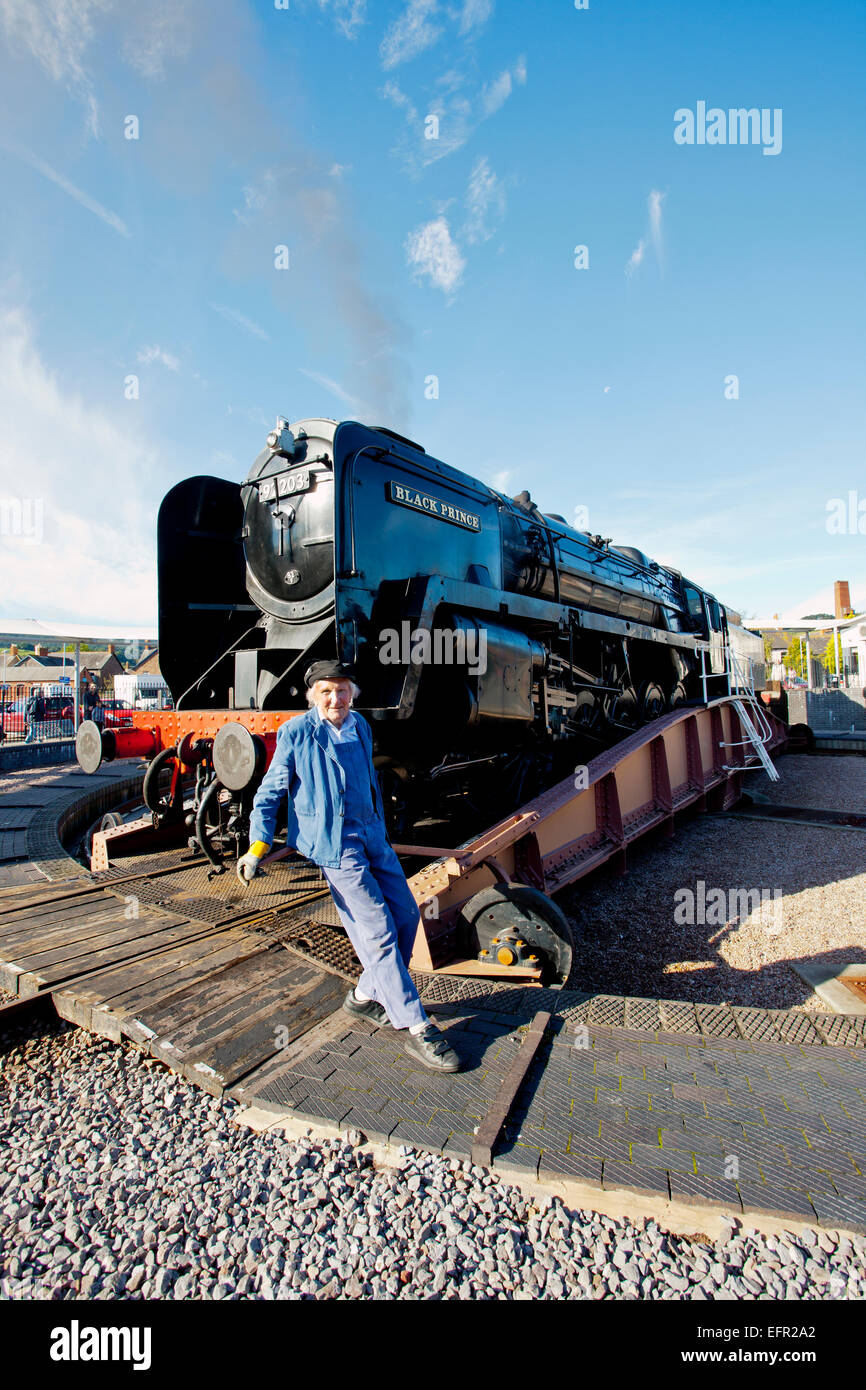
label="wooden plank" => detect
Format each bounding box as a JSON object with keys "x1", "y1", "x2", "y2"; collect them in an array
[
  {"x1": 141, "y1": 948, "x2": 309, "y2": 1041},
  {"x1": 9, "y1": 906, "x2": 200, "y2": 973},
  {"x1": 0, "y1": 882, "x2": 102, "y2": 915},
  {"x1": 100, "y1": 936, "x2": 269, "y2": 1029},
  {"x1": 0, "y1": 962, "x2": 28, "y2": 994},
  {"x1": 0, "y1": 896, "x2": 128, "y2": 942},
  {"x1": 181, "y1": 971, "x2": 346, "y2": 1097},
  {"x1": 59, "y1": 933, "x2": 270, "y2": 1042},
  {"x1": 0, "y1": 877, "x2": 93, "y2": 898},
  {"x1": 0, "y1": 892, "x2": 149, "y2": 937},
  {"x1": 0, "y1": 887, "x2": 113, "y2": 919},
  {"x1": 0, "y1": 905, "x2": 179, "y2": 961},
  {"x1": 470, "y1": 1011, "x2": 551, "y2": 1167},
  {"x1": 14, "y1": 919, "x2": 223, "y2": 996},
  {"x1": 148, "y1": 957, "x2": 328, "y2": 1065},
  {"x1": 53, "y1": 926, "x2": 262, "y2": 1017}
]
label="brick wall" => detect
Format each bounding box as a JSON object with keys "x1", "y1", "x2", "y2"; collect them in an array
[{"x1": 788, "y1": 689, "x2": 866, "y2": 731}]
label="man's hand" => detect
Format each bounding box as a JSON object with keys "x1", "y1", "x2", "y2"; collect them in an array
[{"x1": 236, "y1": 850, "x2": 267, "y2": 886}]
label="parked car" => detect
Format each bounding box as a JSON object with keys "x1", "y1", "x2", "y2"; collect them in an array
[
  {"x1": 43, "y1": 695, "x2": 75, "y2": 722},
  {"x1": 0, "y1": 696, "x2": 73, "y2": 738},
  {"x1": 99, "y1": 699, "x2": 134, "y2": 729},
  {"x1": 0, "y1": 699, "x2": 28, "y2": 735}
]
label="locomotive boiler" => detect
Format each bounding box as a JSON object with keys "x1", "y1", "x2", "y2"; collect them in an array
[{"x1": 78, "y1": 415, "x2": 764, "y2": 862}]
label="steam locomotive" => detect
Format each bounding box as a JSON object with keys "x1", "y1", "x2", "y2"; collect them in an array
[
  {"x1": 149, "y1": 417, "x2": 761, "y2": 830},
  {"x1": 78, "y1": 415, "x2": 763, "y2": 862}
]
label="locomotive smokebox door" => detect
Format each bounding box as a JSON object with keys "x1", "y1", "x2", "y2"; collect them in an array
[{"x1": 457, "y1": 883, "x2": 575, "y2": 987}]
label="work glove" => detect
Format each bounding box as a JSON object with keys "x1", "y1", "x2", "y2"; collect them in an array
[{"x1": 236, "y1": 850, "x2": 267, "y2": 886}]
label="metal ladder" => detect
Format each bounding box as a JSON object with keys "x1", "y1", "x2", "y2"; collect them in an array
[
  {"x1": 727, "y1": 698, "x2": 781, "y2": 780},
  {"x1": 720, "y1": 646, "x2": 780, "y2": 781}
]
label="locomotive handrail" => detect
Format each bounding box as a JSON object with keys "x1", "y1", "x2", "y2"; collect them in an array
[{"x1": 343, "y1": 444, "x2": 383, "y2": 578}]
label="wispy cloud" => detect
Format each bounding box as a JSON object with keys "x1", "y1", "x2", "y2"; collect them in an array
[
  {"x1": 458, "y1": 0, "x2": 494, "y2": 34},
  {"x1": 298, "y1": 367, "x2": 368, "y2": 414},
  {"x1": 0, "y1": 0, "x2": 104, "y2": 134},
  {"x1": 626, "y1": 188, "x2": 666, "y2": 277},
  {"x1": 463, "y1": 156, "x2": 505, "y2": 244},
  {"x1": 481, "y1": 56, "x2": 526, "y2": 117},
  {"x1": 383, "y1": 55, "x2": 527, "y2": 171},
  {"x1": 648, "y1": 188, "x2": 665, "y2": 253},
  {"x1": 625, "y1": 238, "x2": 646, "y2": 277},
  {"x1": 405, "y1": 216, "x2": 465, "y2": 296},
  {"x1": 208, "y1": 302, "x2": 270, "y2": 341},
  {"x1": 382, "y1": 79, "x2": 419, "y2": 124},
  {"x1": 9, "y1": 146, "x2": 130, "y2": 236},
  {"x1": 380, "y1": 0, "x2": 443, "y2": 70},
  {"x1": 119, "y1": 0, "x2": 195, "y2": 79},
  {"x1": 137, "y1": 345, "x2": 180, "y2": 371},
  {"x1": 0, "y1": 0, "x2": 197, "y2": 134},
  {"x1": 407, "y1": 158, "x2": 505, "y2": 295},
  {"x1": 298, "y1": 0, "x2": 368, "y2": 39}
]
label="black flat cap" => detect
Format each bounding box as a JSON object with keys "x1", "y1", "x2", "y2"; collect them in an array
[{"x1": 304, "y1": 660, "x2": 357, "y2": 688}]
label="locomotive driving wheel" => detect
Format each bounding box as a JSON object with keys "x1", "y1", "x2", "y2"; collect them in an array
[
  {"x1": 638, "y1": 680, "x2": 667, "y2": 724},
  {"x1": 604, "y1": 684, "x2": 639, "y2": 731},
  {"x1": 458, "y1": 883, "x2": 575, "y2": 988},
  {"x1": 670, "y1": 681, "x2": 689, "y2": 709},
  {"x1": 570, "y1": 689, "x2": 603, "y2": 733}
]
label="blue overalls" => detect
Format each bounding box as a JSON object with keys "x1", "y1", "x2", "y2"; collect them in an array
[{"x1": 323, "y1": 731, "x2": 426, "y2": 1030}]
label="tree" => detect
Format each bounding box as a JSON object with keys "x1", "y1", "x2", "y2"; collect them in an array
[
  {"x1": 784, "y1": 636, "x2": 807, "y2": 679},
  {"x1": 823, "y1": 635, "x2": 843, "y2": 676}
]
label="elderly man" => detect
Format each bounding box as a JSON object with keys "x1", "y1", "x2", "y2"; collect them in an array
[{"x1": 236, "y1": 660, "x2": 460, "y2": 1074}]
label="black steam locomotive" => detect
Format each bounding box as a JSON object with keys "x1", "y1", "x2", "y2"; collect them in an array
[{"x1": 158, "y1": 416, "x2": 763, "y2": 828}]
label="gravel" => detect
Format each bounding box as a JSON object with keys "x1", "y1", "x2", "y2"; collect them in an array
[
  {"x1": 562, "y1": 755, "x2": 866, "y2": 1011},
  {"x1": 760, "y1": 754, "x2": 866, "y2": 814},
  {"x1": 1, "y1": 1014, "x2": 865, "y2": 1301}
]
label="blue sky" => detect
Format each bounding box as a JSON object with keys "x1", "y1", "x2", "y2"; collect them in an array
[{"x1": 0, "y1": 0, "x2": 863, "y2": 628}]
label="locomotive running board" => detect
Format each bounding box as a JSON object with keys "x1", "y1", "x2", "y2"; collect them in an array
[{"x1": 407, "y1": 697, "x2": 789, "y2": 976}]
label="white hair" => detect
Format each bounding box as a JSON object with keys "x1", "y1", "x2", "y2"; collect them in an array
[{"x1": 305, "y1": 678, "x2": 360, "y2": 707}]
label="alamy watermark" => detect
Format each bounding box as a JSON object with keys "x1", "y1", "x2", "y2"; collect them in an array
[
  {"x1": 826, "y1": 490, "x2": 866, "y2": 535},
  {"x1": 50, "y1": 1321, "x2": 151, "y2": 1370},
  {"x1": 674, "y1": 103, "x2": 782, "y2": 156},
  {"x1": 378, "y1": 622, "x2": 487, "y2": 677},
  {"x1": 0, "y1": 497, "x2": 43, "y2": 544},
  {"x1": 674, "y1": 880, "x2": 784, "y2": 936}
]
